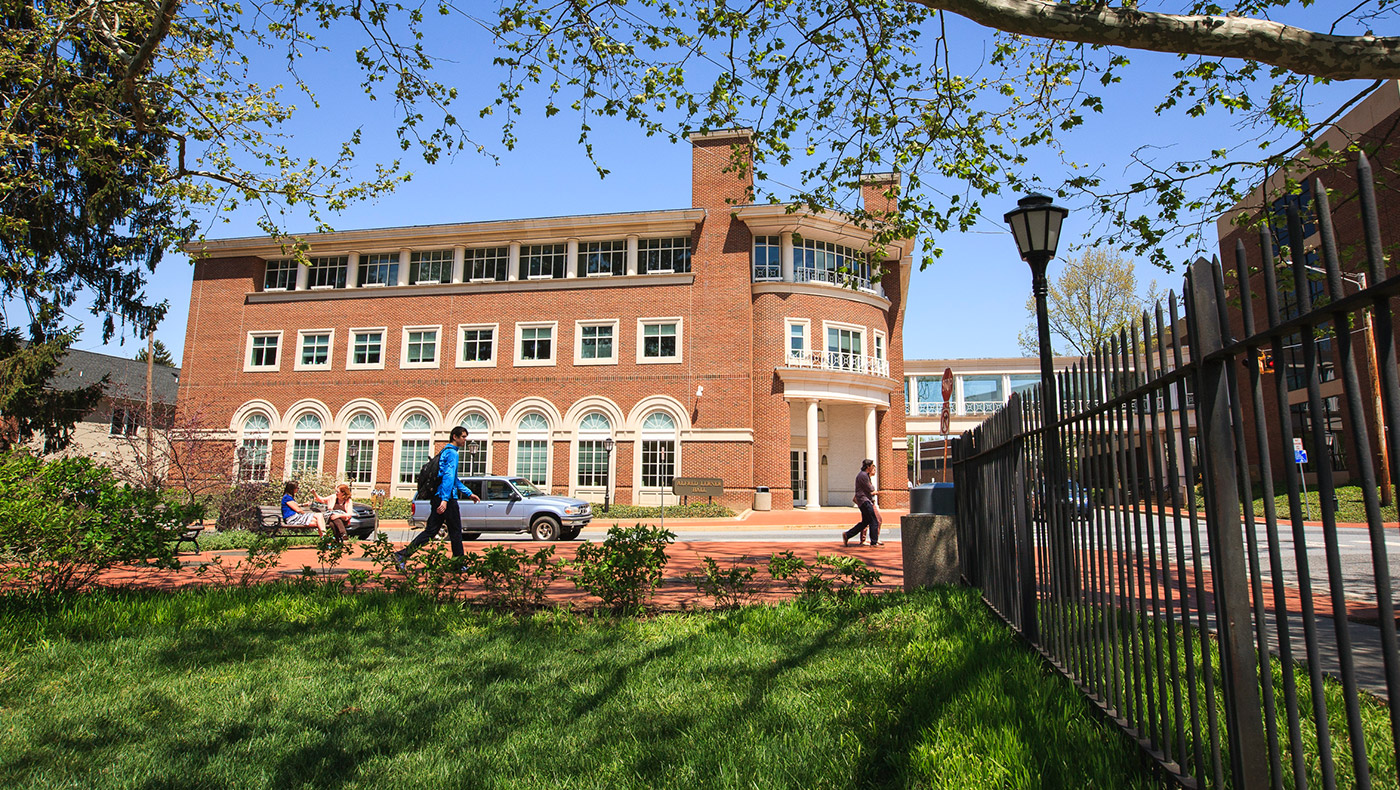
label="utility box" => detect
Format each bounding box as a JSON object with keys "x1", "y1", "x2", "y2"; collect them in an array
[
  {"x1": 902, "y1": 484, "x2": 959, "y2": 590},
  {"x1": 910, "y1": 482, "x2": 956, "y2": 515},
  {"x1": 753, "y1": 486, "x2": 772, "y2": 511}
]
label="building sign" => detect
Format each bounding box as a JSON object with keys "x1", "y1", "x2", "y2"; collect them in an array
[{"x1": 672, "y1": 477, "x2": 723, "y2": 497}]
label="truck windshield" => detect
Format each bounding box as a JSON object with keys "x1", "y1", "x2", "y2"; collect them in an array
[{"x1": 511, "y1": 479, "x2": 544, "y2": 497}]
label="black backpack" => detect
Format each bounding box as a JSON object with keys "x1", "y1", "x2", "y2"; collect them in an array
[{"x1": 415, "y1": 449, "x2": 444, "y2": 500}]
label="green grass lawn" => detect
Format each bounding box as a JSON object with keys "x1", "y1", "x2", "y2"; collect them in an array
[
  {"x1": 1250, "y1": 483, "x2": 1398, "y2": 524},
  {"x1": 0, "y1": 587, "x2": 1159, "y2": 789}
]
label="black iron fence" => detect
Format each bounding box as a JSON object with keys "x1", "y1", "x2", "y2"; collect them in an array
[{"x1": 954, "y1": 154, "x2": 1400, "y2": 789}]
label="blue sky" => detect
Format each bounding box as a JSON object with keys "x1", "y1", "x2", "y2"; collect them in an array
[{"x1": 65, "y1": 7, "x2": 1370, "y2": 368}]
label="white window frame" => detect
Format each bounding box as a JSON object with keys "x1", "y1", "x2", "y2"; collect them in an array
[
  {"x1": 456, "y1": 323, "x2": 498, "y2": 368},
  {"x1": 396, "y1": 413, "x2": 434, "y2": 490},
  {"x1": 513, "y1": 412, "x2": 551, "y2": 488},
  {"x1": 822, "y1": 320, "x2": 866, "y2": 353},
  {"x1": 347, "y1": 326, "x2": 387, "y2": 371},
  {"x1": 288, "y1": 413, "x2": 324, "y2": 476},
  {"x1": 636, "y1": 317, "x2": 683, "y2": 364},
  {"x1": 514, "y1": 321, "x2": 558, "y2": 367},
  {"x1": 465, "y1": 246, "x2": 510, "y2": 282},
  {"x1": 873, "y1": 330, "x2": 887, "y2": 361},
  {"x1": 294, "y1": 328, "x2": 335, "y2": 372},
  {"x1": 238, "y1": 413, "x2": 272, "y2": 483},
  {"x1": 458, "y1": 412, "x2": 491, "y2": 476},
  {"x1": 244, "y1": 331, "x2": 283, "y2": 372},
  {"x1": 639, "y1": 411, "x2": 678, "y2": 492},
  {"x1": 400, "y1": 325, "x2": 442, "y2": 369},
  {"x1": 574, "y1": 319, "x2": 619, "y2": 366},
  {"x1": 342, "y1": 412, "x2": 377, "y2": 486},
  {"x1": 306, "y1": 256, "x2": 347, "y2": 290},
  {"x1": 409, "y1": 249, "x2": 453, "y2": 285},
  {"x1": 786, "y1": 318, "x2": 811, "y2": 365},
  {"x1": 358, "y1": 252, "x2": 399, "y2": 288},
  {"x1": 263, "y1": 259, "x2": 297, "y2": 291},
  {"x1": 573, "y1": 413, "x2": 613, "y2": 497}
]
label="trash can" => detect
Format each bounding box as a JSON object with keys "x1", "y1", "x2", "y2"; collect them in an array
[
  {"x1": 909, "y1": 483, "x2": 955, "y2": 515},
  {"x1": 753, "y1": 486, "x2": 772, "y2": 511}
]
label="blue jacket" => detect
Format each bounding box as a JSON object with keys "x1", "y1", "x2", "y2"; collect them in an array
[{"x1": 436, "y1": 444, "x2": 475, "y2": 501}]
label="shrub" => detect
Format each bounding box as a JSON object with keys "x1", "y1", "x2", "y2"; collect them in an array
[
  {"x1": 0, "y1": 452, "x2": 195, "y2": 595},
  {"x1": 375, "y1": 497, "x2": 413, "y2": 519},
  {"x1": 766, "y1": 550, "x2": 882, "y2": 600},
  {"x1": 192, "y1": 529, "x2": 318, "y2": 551},
  {"x1": 685, "y1": 556, "x2": 759, "y2": 609},
  {"x1": 213, "y1": 483, "x2": 268, "y2": 532},
  {"x1": 465, "y1": 544, "x2": 562, "y2": 612},
  {"x1": 570, "y1": 524, "x2": 676, "y2": 614},
  {"x1": 193, "y1": 534, "x2": 289, "y2": 588},
  {"x1": 593, "y1": 503, "x2": 734, "y2": 519}
]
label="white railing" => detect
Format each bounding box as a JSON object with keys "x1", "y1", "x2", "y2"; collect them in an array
[
  {"x1": 785, "y1": 349, "x2": 890, "y2": 378},
  {"x1": 908, "y1": 401, "x2": 1004, "y2": 417},
  {"x1": 793, "y1": 266, "x2": 877, "y2": 294}
]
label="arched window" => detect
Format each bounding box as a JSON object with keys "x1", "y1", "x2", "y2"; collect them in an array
[
  {"x1": 239, "y1": 413, "x2": 271, "y2": 482},
  {"x1": 640, "y1": 412, "x2": 677, "y2": 489},
  {"x1": 515, "y1": 412, "x2": 549, "y2": 486},
  {"x1": 459, "y1": 412, "x2": 490, "y2": 477},
  {"x1": 290, "y1": 413, "x2": 323, "y2": 474},
  {"x1": 398, "y1": 413, "x2": 433, "y2": 485},
  {"x1": 344, "y1": 413, "x2": 377, "y2": 484},
  {"x1": 577, "y1": 413, "x2": 611, "y2": 488}
]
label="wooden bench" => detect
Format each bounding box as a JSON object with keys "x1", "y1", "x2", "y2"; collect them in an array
[
  {"x1": 170, "y1": 523, "x2": 205, "y2": 553},
  {"x1": 256, "y1": 505, "x2": 323, "y2": 538}
]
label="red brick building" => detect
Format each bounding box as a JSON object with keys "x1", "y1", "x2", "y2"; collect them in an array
[
  {"x1": 178, "y1": 130, "x2": 912, "y2": 510},
  {"x1": 1218, "y1": 80, "x2": 1400, "y2": 492}
]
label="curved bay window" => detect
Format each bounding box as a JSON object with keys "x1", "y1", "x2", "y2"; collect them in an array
[
  {"x1": 239, "y1": 414, "x2": 271, "y2": 482},
  {"x1": 459, "y1": 412, "x2": 490, "y2": 477},
  {"x1": 344, "y1": 413, "x2": 377, "y2": 484},
  {"x1": 640, "y1": 412, "x2": 677, "y2": 489},
  {"x1": 515, "y1": 413, "x2": 549, "y2": 485},
  {"x1": 290, "y1": 414, "x2": 323, "y2": 474},
  {"x1": 577, "y1": 413, "x2": 612, "y2": 489},
  {"x1": 398, "y1": 413, "x2": 433, "y2": 485}
]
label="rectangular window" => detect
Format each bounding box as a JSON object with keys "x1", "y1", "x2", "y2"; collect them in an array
[
  {"x1": 290, "y1": 439, "x2": 321, "y2": 474},
  {"x1": 753, "y1": 235, "x2": 781, "y2": 281},
  {"x1": 264, "y1": 260, "x2": 297, "y2": 291},
  {"x1": 642, "y1": 322, "x2": 677, "y2": 359},
  {"x1": 109, "y1": 408, "x2": 139, "y2": 436},
  {"x1": 409, "y1": 249, "x2": 452, "y2": 284},
  {"x1": 247, "y1": 333, "x2": 281, "y2": 370},
  {"x1": 874, "y1": 333, "x2": 886, "y2": 361},
  {"x1": 458, "y1": 325, "x2": 496, "y2": 367},
  {"x1": 460, "y1": 444, "x2": 488, "y2": 477},
  {"x1": 1008, "y1": 374, "x2": 1040, "y2": 397},
  {"x1": 465, "y1": 247, "x2": 509, "y2": 281},
  {"x1": 344, "y1": 439, "x2": 375, "y2": 484},
  {"x1": 399, "y1": 439, "x2": 431, "y2": 484},
  {"x1": 640, "y1": 237, "x2": 692, "y2": 274},
  {"x1": 522, "y1": 243, "x2": 566, "y2": 279},
  {"x1": 516, "y1": 440, "x2": 548, "y2": 485},
  {"x1": 517, "y1": 324, "x2": 556, "y2": 365},
  {"x1": 350, "y1": 329, "x2": 385, "y2": 369},
  {"x1": 793, "y1": 237, "x2": 870, "y2": 290},
  {"x1": 404, "y1": 328, "x2": 438, "y2": 366},
  {"x1": 962, "y1": 374, "x2": 1003, "y2": 415},
  {"x1": 641, "y1": 440, "x2": 675, "y2": 488},
  {"x1": 307, "y1": 256, "x2": 348, "y2": 289},
  {"x1": 580, "y1": 324, "x2": 614, "y2": 361},
  {"x1": 825, "y1": 326, "x2": 863, "y2": 370},
  {"x1": 581, "y1": 240, "x2": 626, "y2": 277},
  {"x1": 239, "y1": 439, "x2": 269, "y2": 482},
  {"x1": 787, "y1": 320, "x2": 808, "y2": 364},
  {"x1": 298, "y1": 331, "x2": 332, "y2": 369},
  {"x1": 359, "y1": 252, "x2": 399, "y2": 287},
  {"x1": 790, "y1": 450, "x2": 807, "y2": 501},
  {"x1": 577, "y1": 440, "x2": 609, "y2": 488}
]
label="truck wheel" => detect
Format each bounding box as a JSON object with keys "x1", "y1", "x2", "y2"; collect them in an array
[{"x1": 530, "y1": 516, "x2": 561, "y2": 541}]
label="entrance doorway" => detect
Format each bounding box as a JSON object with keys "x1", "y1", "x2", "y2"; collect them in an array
[{"x1": 790, "y1": 450, "x2": 808, "y2": 506}]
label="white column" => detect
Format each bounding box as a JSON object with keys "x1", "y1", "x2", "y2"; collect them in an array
[
  {"x1": 626, "y1": 235, "x2": 639, "y2": 276},
  {"x1": 864, "y1": 405, "x2": 878, "y2": 489},
  {"x1": 451, "y1": 246, "x2": 465, "y2": 283},
  {"x1": 345, "y1": 252, "x2": 360, "y2": 289},
  {"x1": 293, "y1": 260, "x2": 309, "y2": 291},
  {"x1": 508, "y1": 242, "x2": 521, "y2": 282},
  {"x1": 955, "y1": 376, "x2": 964, "y2": 416},
  {"x1": 397, "y1": 248, "x2": 411, "y2": 286},
  {"x1": 780, "y1": 231, "x2": 794, "y2": 283},
  {"x1": 806, "y1": 399, "x2": 821, "y2": 510},
  {"x1": 565, "y1": 238, "x2": 579, "y2": 278}
]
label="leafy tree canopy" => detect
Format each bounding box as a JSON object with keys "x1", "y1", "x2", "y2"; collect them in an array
[
  {"x1": 1017, "y1": 249, "x2": 1155, "y2": 357},
  {"x1": 134, "y1": 339, "x2": 176, "y2": 368}
]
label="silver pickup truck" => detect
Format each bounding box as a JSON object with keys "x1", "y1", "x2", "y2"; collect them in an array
[{"x1": 410, "y1": 476, "x2": 592, "y2": 541}]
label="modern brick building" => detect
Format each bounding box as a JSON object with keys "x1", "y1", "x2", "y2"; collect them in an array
[
  {"x1": 178, "y1": 130, "x2": 913, "y2": 510},
  {"x1": 1217, "y1": 80, "x2": 1400, "y2": 493}
]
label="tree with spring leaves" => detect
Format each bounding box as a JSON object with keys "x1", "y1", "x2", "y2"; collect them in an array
[{"x1": 1016, "y1": 249, "x2": 1155, "y2": 358}]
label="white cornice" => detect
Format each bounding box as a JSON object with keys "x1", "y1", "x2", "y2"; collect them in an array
[
  {"x1": 778, "y1": 367, "x2": 895, "y2": 407},
  {"x1": 247, "y1": 273, "x2": 696, "y2": 303},
  {"x1": 731, "y1": 204, "x2": 912, "y2": 259},
  {"x1": 184, "y1": 208, "x2": 707, "y2": 259},
  {"x1": 751, "y1": 282, "x2": 891, "y2": 311}
]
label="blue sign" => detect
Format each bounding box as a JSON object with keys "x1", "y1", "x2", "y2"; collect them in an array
[{"x1": 1295, "y1": 449, "x2": 1308, "y2": 464}]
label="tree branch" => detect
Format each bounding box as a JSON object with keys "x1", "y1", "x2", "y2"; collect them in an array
[{"x1": 919, "y1": 0, "x2": 1400, "y2": 80}]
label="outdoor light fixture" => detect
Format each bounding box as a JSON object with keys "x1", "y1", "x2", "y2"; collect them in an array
[
  {"x1": 602, "y1": 437, "x2": 616, "y2": 513},
  {"x1": 1003, "y1": 192, "x2": 1069, "y2": 264},
  {"x1": 467, "y1": 440, "x2": 480, "y2": 455}
]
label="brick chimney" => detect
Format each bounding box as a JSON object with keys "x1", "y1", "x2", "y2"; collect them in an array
[
  {"x1": 859, "y1": 172, "x2": 901, "y2": 220},
  {"x1": 689, "y1": 129, "x2": 754, "y2": 210}
]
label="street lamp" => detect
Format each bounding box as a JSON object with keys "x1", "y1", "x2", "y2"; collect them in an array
[
  {"x1": 1005, "y1": 192, "x2": 1071, "y2": 594},
  {"x1": 602, "y1": 437, "x2": 615, "y2": 513}
]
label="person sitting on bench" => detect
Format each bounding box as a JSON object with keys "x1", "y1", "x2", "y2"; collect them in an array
[
  {"x1": 281, "y1": 481, "x2": 326, "y2": 536},
  {"x1": 312, "y1": 483, "x2": 354, "y2": 541}
]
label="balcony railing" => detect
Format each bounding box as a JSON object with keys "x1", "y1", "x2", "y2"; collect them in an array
[
  {"x1": 793, "y1": 267, "x2": 877, "y2": 294},
  {"x1": 785, "y1": 350, "x2": 890, "y2": 378},
  {"x1": 909, "y1": 401, "x2": 1003, "y2": 417}
]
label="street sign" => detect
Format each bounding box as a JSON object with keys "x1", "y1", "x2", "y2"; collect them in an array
[
  {"x1": 940, "y1": 405, "x2": 951, "y2": 435},
  {"x1": 941, "y1": 367, "x2": 954, "y2": 401},
  {"x1": 672, "y1": 477, "x2": 723, "y2": 497},
  {"x1": 1293, "y1": 438, "x2": 1304, "y2": 453},
  {"x1": 1295, "y1": 449, "x2": 1308, "y2": 464}
]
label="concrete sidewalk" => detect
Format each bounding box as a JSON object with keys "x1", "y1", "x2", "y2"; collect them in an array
[{"x1": 378, "y1": 506, "x2": 909, "y2": 532}]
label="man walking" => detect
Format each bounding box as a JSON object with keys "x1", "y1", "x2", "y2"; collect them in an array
[
  {"x1": 393, "y1": 426, "x2": 480, "y2": 570},
  {"x1": 842, "y1": 459, "x2": 881, "y2": 547}
]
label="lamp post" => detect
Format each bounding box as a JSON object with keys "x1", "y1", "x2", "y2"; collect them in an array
[
  {"x1": 602, "y1": 437, "x2": 615, "y2": 513},
  {"x1": 1004, "y1": 192, "x2": 1071, "y2": 592}
]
